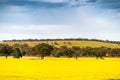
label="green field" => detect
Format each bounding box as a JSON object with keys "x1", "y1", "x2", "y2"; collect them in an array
[
  {"x1": 0, "y1": 57, "x2": 120, "y2": 80},
  {"x1": 3, "y1": 40, "x2": 120, "y2": 48}
]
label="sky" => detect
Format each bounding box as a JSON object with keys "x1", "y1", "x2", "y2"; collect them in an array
[{"x1": 0, "y1": 0, "x2": 120, "y2": 41}]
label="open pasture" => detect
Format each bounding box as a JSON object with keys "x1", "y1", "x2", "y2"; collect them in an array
[{"x1": 3, "y1": 40, "x2": 120, "y2": 48}]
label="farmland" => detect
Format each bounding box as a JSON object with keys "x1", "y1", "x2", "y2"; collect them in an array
[
  {"x1": 1, "y1": 40, "x2": 120, "y2": 80},
  {"x1": 0, "y1": 57, "x2": 120, "y2": 80},
  {"x1": 3, "y1": 40, "x2": 120, "y2": 48}
]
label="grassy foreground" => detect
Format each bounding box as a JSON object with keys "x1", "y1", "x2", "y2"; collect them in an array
[{"x1": 0, "y1": 57, "x2": 120, "y2": 80}]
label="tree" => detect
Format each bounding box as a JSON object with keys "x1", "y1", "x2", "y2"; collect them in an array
[
  {"x1": 96, "y1": 47, "x2": 106, "y2": 59},
  {"x1": 51, "y1": 47, "x2": 61, "y2": 57},
  {"x1": 13, "y1": 43, "x2": 30, "y2": 56},
  {"x1": 72, "y1": 46, "x2": 81, "y2": 60},
  {"x1": 13, "y1": 48, "x2": 23, "y2": 58},
  {"x1": 54, "y1": 42, "x2": 58, "y2": 45},
  {"x1": 0, "y1": 44, "x2": 13, "y2": 59},
  {"x1": 65, "y1": 48, "x2": 74, "y2": 58},
  {"x1": 110, "y1": 48, "x2": 120, "y2": 57},
  {"x1": 51, "y1": 46, "x2": 74, "y2": 58},
  {"x1": 34, "y1": 43, "x2": 54, "y2": 59},
  {"x1": 57, "y1": 46, "x2": 69, "y2": 57},
  {"x1": 68, "y1": 42, "x2": 72, "y2": 45}
]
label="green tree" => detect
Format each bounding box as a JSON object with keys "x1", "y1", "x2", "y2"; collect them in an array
[
  {"x1": 0, "y1": 44, "x2": 13, "y2": 59},
  {"x1": 96, "y1": 47, "x2": 106, "y2": 59},
  {"x1": 51, "y1": 47, "x2": 61, "y2": 57},
  {"x1": 13, "y1": 43, "x2": 30, "y2": 56},
  {"x1": 72, "y1": 46, "x2": 81, "y2": 60},
  {"x1": 13, "y1": 48, "x2": 23, "y2": 58},
  {"x1": 51, "y1": 46, "x2": 74, "y2": 58},
  {"x1": 34, "y1": 43, "x2": 54, "y2": 59}
]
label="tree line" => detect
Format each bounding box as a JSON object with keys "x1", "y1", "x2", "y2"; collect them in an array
[{"x1": 0, "y1": 43, "x2": 120, "y2": 59}]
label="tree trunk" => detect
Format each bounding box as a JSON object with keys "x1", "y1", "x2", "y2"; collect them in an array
[
  {"x1": 5, "y1": 55, "x2": 7, "y2": 59},
  {"x1": 41, "y1": 56, "x2": 44, "y2": 60}
]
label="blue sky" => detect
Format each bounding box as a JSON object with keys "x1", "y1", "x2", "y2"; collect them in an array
[{"x1": 0, "y1": 0, "x2": 120, "y2": 41}]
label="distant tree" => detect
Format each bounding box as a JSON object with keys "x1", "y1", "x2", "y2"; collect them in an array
[
  {"x1": 65, "y1": 48, "x2": 74, "y2": 58},
  {"x1": 72, "y1": 46, "x2": 81, "y2": 60},
  {"x1": 58, "y1": 46, "x2": 68, "y2": 57},
  {"x1": 20, "y1": 44, "x2": 30, "y2": 56},
  {"x1": 13, "y1": 43, "x2": 31, "y2": 56},
  {"x1": 13, "y1": 48, "x2": 23, "y2": 58},
  {"x1": 96, "y1": 47, "x2": 106, "y2": 59},
  {"x1": 51, "y1": 42, "x2": 58, "y2": 45},
  {"x1": 54, "y1": 42, "x2": 58, "y2": 45},
  {"x1": 0, "y1": 44, "x2": 13, "y2": 59},
  {"x1": 84, "y1": 47, "x2": 95, "y2": 56},
  {"x1": 51, "y1": 47, "x2": 61, "y2": 57},
  {"x1": 68, "y1": 42, "x2": 72, "y2": 45},
  {"x1": 110, "y1": 48, "x2": 120, "y2": 57},
  {"x1": 52, "y1": 46, "x2": 74, "y2": 58},
  {"x1": 34, "y1": 43, "x2": 54, "y2": 59},
  {"x1": 80, "y1": 48, "x2": 88, "y2": 56}
]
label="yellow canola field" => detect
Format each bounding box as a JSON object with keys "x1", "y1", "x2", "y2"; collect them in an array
[{"x1": 0, "y1": 57, "x2": 120, "y2": 80}]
